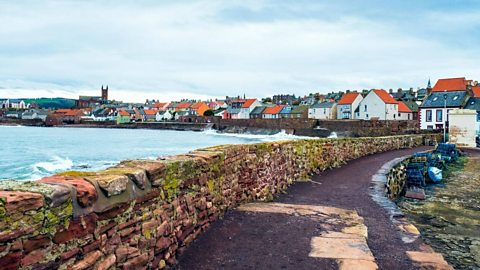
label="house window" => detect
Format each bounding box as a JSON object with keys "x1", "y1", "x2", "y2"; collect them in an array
[
  {"x1": 436, "y1": 110, "x2": 443, "y2": 122},
  {"x1": 398, "y1": 113, "x2": 401, "y2": 117},
  {"x1": 426, "y1": 110, "x2": 432, "y2": 122},
  {"x1": 477, "y1": 112, "x2": 480, "y2": 122},
  {"x1": 364, "y1": 105, "x2": 367, "y2": 112}
]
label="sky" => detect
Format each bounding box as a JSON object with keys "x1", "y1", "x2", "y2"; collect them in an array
[{"x1": 0, "y1": 0, "x2": 479, "y2": 103}]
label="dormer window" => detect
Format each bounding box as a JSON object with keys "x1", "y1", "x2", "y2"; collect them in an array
[
  {"x1": 433, "y1": 97, "x2": 438, "y2": 101},
  {"x1": 453, "y1": 96, "x2": 458, "y2": 100}
]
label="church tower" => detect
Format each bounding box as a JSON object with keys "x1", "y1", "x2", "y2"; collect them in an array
[{"x1": 101, "y1": 85, "x2": 109, "y2": 102}]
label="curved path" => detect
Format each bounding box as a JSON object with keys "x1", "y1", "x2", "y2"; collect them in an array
[{"x1": 176, "y1": 146, "x2": 436, "y2": 270}]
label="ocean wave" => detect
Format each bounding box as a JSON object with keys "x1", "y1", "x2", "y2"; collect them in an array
[
  {"x1": 201, "y1": 129, "x2": 314, "y2": 142},
  {"x1": 33, "y1": 156, "x2": 73, "y2": 174}
]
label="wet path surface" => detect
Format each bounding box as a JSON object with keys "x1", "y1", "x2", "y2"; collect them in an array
[{"x1": 176, "y1": 147, "x2": 434, "y2": 270}]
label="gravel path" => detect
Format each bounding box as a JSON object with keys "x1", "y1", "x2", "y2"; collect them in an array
[{"x1": 176, "y1": 146, "x2": 433, "y2": 270}]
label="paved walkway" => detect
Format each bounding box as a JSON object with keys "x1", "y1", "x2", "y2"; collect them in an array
[{"x1": 176, "y1": 146, "x2": 450, "y2": 270}]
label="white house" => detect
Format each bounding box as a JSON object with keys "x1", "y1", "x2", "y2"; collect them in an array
[
  {"x1": 397, "y1": 101, "x2": 413, "y2": 120},
  {"x1": 156, "y1": 110, "x2": 173, "y2": 121},
  {"x1": 462, "y1": 96, "x2": 479, "y2": 136},
  {"x1": 308, "y1": 101, "x2": 337, "y2": 120},
  {"x1": 357, "y1": 89, "x2": 399, "y2": 120},
  {"x1": 0, "y1": 99, "x2": 9, "y2": 109},
  {"x1": 22, "y1": 109, "x2": 49, "y2": 121},
  {"x1": 337, "y1": 92, "x2": 363, "y2": 119},
  {"x1": 225, "y1": 99, "x2": 261, "y2": 119},
  {"x1": 419, "y1": 91, "x2": 469, "y2": 130},
  {"x1": 8, "y1": 99, "x2": 28, "y2": 109}
]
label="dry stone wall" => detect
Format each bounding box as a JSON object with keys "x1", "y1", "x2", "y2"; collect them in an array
[{"x1": 0, "y1": 135, "x2": 438, "y2": 270}]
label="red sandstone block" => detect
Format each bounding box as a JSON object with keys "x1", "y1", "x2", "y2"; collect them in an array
[
  {"x1": 23, "y1": 235, "x2": 50, "y2": 253},
  {"x1": 115, "y1": 246, "x2": 139, "y2": 263},
  {"x1": 123, "y1": 253, "x2": 149, "y2": 270},
  {"x1": 0, "y1": 190, "x2": 44, "y2": 212},
  {"x1": 53, "y1": 214, "x2": 97, "y2": 244},
  {"x1": 70, "y1": 250, "x2": 102, "y2": 270},
  {"x1": 97, "y1": 254, "x2": 116, "y2": 270},
  {"x1": 155, "y1": 237, "x2": 172, "y2": 252},
  {"x1": 82, "y1": 239, "x2": 101, "y2": 254},
  {"x1": 0, "y1": 252, "x2": 22, "y2": 270},
  {"x1": 21, "y1": 249, "x2": 45, "y2": 267},
  {"x1": 60, "y1": 247, "x2": 80, "y2": 261},
  {"x1": 40, "y1": 175, "x2": 98, "y2": 207}
]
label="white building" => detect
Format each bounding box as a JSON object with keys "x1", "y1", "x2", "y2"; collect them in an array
[
  {"x1": 419, "y1": 91, "x2": 469, "y2": 130},
  {"x1": 308, "y1": 101, "x2": 337, "y2": 120},
  {"x1": 156, "y1": 110, "x2": 173, "y2": 121},
  {"x1": 225, "y1": 99, "x2": 261, "y2": 119},
  {"x1": 337, "y1": 92, "x2": 363, "y2": 119},
  {"x1": 397, "y1": 101, "x2": 413, "y2": 120},
  {"x1": 448, "y1": 109, "x2": 477, "y2": 147},
  {"x1": 357, "y1": 89, "x2": 399, "y2": 120}
]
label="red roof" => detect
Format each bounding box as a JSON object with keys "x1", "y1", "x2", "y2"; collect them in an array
[
  {"x1": 153, "y1": 102, "x2": 168, "y2": 109},
  {"x1": 144, "y1": 109, "x2": 157, "y2": 115},
  {"x1": 472, "y1": 86, "x2": 480, "y2": 98},
  {"x1": 432, "y1": 77, "x2": 467, "y2": 92},
  {"x1": 337, "y1": 92, "x2": 360, "y2": 105},
  {"x1": 397, "y1": 101, "x2": 412, "y2": 113},
  {"x1": 373, "y1": 89, "x2": 397, "y2": 104},
  {"x1": 55, "y1": 109, "x2": 81, "y2": 116},
  {"x1": 118, "y1": 110, "x2": 130, "y2": 116},
  {"x1": 176, "y1": 102, "x2": 192, "y2": 109},
  {"x1": 191, "y1": 102, "x2": 206, "y2": 109},
  {"x1": 263, "y1": 105, "x2": 284, "y2": 114}
]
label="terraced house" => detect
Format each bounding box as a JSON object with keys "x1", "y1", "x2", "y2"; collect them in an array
[{"x1": 419, "y1": 78, "x2": 471, "y2": 130}]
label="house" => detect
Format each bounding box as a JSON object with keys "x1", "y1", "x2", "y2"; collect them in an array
[
  {"x1": 189, "y1": 102, "x2": 209, "y2": 116},
  {"x1": 5, "y1": 111, "x2": 22, "y2": 118},
  {"x1": 272, "y1": 94, "x2": 299, "y2": 105},
  {"x1": 464, "y1": 86, "x2": 480, "y2": 135},
  {"x1": 224, "y1": 99, "x2": 261, "y2": 119},
  {"x1": 0, "y1": 99, "x2": 9, "y2": 109},
  {"x1": 402, "y1": 100, "x2": 419, "y2": 120},
  {"x1": 117, "y1": 110, "x2": 132, "y2": 124},
  {"x1": 419, "y1": 91, "x2": 469, "y2": 130},
  {"x1": 22, "y1": 109, "x2": 49, "y2": 121},
  {"x1": 213, "y1": 108, "x2": 226, "y2": 118},
  {"x1": 262, "y1": 105, "x2": 284, "y2": 119},
  {"x1": 153, "y1": 102, "x2": 169, "y2": 111},
  {"x1": 155, "y1": 110, "x2": 173, "y2": 121},
  {"x1": 280, "y1": 105, "x2": 309, "y2": 118},
  {"x1": 397, "y1": 101, "x2": 413, "y2": 120},
  {"x1": 250, "y1": 106, "x2": 266, "y2": 119},
  {"x1": 308, "y1": 101, "x2": 337, "y2": 120},
  {"x1": 337, "y1": 92, "x2": 363, "y2": 119},
  {"x1": 142, "y1": 109, "x2": 157, "y2": 122},
  {"x1": 175, "y1": 102, "x2": 192, "y2": 112},
  {"x1": 52, "y1": 109, "x2": 84, "y2": 124},
  {"x1": 208, "y1": 101, "x2": 226, "y2": 110},
  {"x1": 357, "y1": 89, "x2": 399, "y2": 120},
  {"x1": 166, "y1": 103, "x2": 178, "y2": 112}
]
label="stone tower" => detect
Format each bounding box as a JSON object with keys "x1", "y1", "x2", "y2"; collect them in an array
[{"x1": 101, "y1": 85, "x2": 108, "y2": 102}]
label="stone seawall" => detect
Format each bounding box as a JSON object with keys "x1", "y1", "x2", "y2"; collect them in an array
[
  {"x1": 216, "y1": 119, "x2": 421, "y2": 137},
  {"x1": 0, "y1": 135, "x2": 438, "y2": 270}
]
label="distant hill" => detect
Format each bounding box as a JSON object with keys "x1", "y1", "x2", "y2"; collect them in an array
[{"x1": 22, "y1": 98, "x2": 76, "y2": 109}]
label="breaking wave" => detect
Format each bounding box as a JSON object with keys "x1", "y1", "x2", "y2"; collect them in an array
[
  {"x1": 33, "y1": 156, "x2": 73, "y2": 174},
  {"x1": 201, "y1": 129, "x2": 313, "y2": 142}
]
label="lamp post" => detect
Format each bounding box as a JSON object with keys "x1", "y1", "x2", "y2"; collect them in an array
[{"x1": 443, "y1": 90, "x2": 447, "y2": 143}]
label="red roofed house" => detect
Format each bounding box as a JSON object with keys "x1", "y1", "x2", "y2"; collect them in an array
[
  {"x1": 142, "y1": 109, "x2": 157, "y2": 122},
  {"x1": 262, "y1": 105, "x2": 284, "y2": 119},
  {"x1": 153, "y1": 102, "x2": 169, "y2": 111},
  {"x1": 397, "y1": 101, "x2": 413, "y2": 120},
  {"x1": 175, "y1": 102, "x2": 192, "y2": 112},
  {"x1": 188, "y1": 102, "x2": 209, "y2": 116},
  {"x1": 337, "y1": 92, "x2": 363, "y2": 119},
  {"x1": 431, "y1": 77, "x2": 467, "y2": 92},
  {"x1": 357, "y1": 89, "x2": 399, "y2": 120}
]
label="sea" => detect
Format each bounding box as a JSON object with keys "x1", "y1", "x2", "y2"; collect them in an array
[{"x1": 0, "y1": 126, "x2": 308, "y2": 181}]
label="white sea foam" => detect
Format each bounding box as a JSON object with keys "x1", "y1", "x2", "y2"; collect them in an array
[
  {"x1": 33, "y1": 156, "x2": 73, "y2": 173},
  {"x1": 201, "y1": 129, "x2": 314, "y2": 142}
]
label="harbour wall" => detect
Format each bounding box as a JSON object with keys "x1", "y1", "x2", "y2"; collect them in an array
[{"x1": 0, "y1": 134, "x2": 439, "y2": 270}]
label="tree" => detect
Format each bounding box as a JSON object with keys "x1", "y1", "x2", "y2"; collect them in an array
[{"x1": 203, "y1": 109, "x2": 214, "y2": 116}]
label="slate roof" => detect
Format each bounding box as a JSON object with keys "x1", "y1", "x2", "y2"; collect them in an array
[
  {"x1": 464, "y1": 97, "x2": 480, "y2": 111},
  {"x1": 250, "y1": 106, "x2": 266, "y2": 115},
  {"x1": 402, "y1": 100, "x2": 419, "y2": 112},
  {"x1": 311, "y1": 101, "x2": 335, "y2": 109},
  {"x1": 291, "y1": 106, "x2": 309, "y2": 114},
  {"x1": 420, "y1": 91, "x2": 468, "y2": 108}
]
